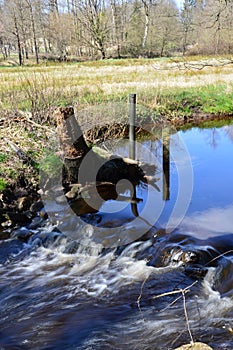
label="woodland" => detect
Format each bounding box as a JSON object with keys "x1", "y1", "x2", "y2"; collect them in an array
[{"x1": 0, "y1": 0, "x2": 233, "y2": 63}]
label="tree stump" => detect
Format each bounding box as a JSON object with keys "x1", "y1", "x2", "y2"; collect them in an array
[{"x1": 54, "y1": 106, "x2": 91, "y2": 184}]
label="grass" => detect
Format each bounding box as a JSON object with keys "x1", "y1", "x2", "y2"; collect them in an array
[
  {"x1": 0, "y1": 56, "x2": 233, "y2": 116},
  {"x1": 0, "y1": 178, "x2": 7, "y2": 191},
  {"x1": 148, "y1": 84, "x2": 233, "y2": 117}
]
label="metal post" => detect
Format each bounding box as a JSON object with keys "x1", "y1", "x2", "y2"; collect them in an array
[
  {"x1": 129, "y1": 93, "x2": 136, "y2": 159},
  {"x1": 162, "y1": 127, "x2": 170, "y2": 201}
]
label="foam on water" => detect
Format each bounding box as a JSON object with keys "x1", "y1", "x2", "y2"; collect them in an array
[{"x1": 1, "y1": 225, "x2": 233, "y2": 350}]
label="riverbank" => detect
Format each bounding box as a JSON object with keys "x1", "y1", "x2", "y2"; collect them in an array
[
  {"x1": 0, "y1": 56, "x2": 233, "y2": 226},
  {"x1": 1, "y1": 109, "x2": 232, "y2": 230}
]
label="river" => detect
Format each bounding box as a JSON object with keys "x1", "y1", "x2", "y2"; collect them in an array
[{"x1": 0, "y1": 122, "x2": 233, "y2": 349}]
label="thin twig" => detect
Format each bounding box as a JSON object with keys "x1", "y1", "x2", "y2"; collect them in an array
[
  {"x1": 160, "y1": 294, "x2": 183, "y2": 313},
  {"x1": 153, "y1": 288, "x2": 189, "y2": 299},
  {"x1": 17, "y1": 110, "x2": 53, "y2": 131},
  {"x1": 137, "y1": 274, "x2": 150, "y2": 322},
  {"x1": 153, "y1": 280, "x2": 198, "y2": 343},
  {"x1": 153, "y1": 280, "x2": 198, "y2": 299},
  {"x1": 205, "y1": 249, "x2": 233, "y2": 266},
  {"x1": 182, "y1": 288, "x2": 194, "y2": 345}
]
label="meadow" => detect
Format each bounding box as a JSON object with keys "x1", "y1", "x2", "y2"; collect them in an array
[{"x1": 1, "y1": 56, "x2": 233, "y2": 117}]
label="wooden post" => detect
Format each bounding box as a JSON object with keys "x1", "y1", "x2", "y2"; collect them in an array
[{"x1": 129, "y1": 93, "x2": 136, "y2": 160}]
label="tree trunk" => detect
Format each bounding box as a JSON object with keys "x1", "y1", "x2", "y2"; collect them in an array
[
  {"x1": 13, "y1": 13, "x2": 23, "y2": 66},
  {"x1": 110, "y1": 0, "x2": 121, "y2": 57},
  {"x1": 17, "y1": 3, "x2": 29, "y2": 60},
  {"x1": 99, "y1": 45, "x2": 106, "y2": 59},
  {"x1": 38, "y1": 2, "x2": 49, "y2": 54},
  {"x1": 142, "y1": 0, "x2": 150, "y2": 50},
  {"x1": 67, "y1": 0, "x2": 71, "y2": 14},
  {"x1": 27, "y1": 0, "x2": 39, "y2": 64}
]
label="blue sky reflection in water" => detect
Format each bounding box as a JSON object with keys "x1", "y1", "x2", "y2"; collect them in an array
[
  {"x1": 93, "y1": 124, "x2": 233, "y2": 242},
  {"x1": 175, "y1": 125, "x2": 233, "y2": 238}
]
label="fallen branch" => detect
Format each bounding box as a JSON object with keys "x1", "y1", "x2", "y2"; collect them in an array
[
  {"x1": 152, "y1": 58, "x2": 233, "y2": 71},
  {"x1": 4, "y1": 138, "x2": 38, "y2": 168},
  {"x1": 153, "y1": 280, "x2": 198, "y2": 344},
  {"x1": 17, "y1": 110, "x2": 52, "y2": 131}
]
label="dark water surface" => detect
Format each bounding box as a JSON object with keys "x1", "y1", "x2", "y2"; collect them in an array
[{"x1": 1, "y1": 123, "x2": 233, "y2": 349}]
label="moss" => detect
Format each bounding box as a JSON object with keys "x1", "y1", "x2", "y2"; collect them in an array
[{"x1": 39, "y1": 153, "x2": 63, "y2": 177}]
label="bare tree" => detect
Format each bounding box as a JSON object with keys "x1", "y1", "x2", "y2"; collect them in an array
[
  {"x1": 155, "y1": 0, "x2": 180, "y2": 57},
  {"x1": 141, "y1": 0, "x2": 157, "y2": 49},
  {"x1": 110, "y1": 0, "x2": 121, "y2": 56},
  {"x1": 13, "y1": 8, "x2": 23, "y2": 65},
  {"x1": 2, "y1": 0, "x2": 25, "y2": 65},
  {"x1": 74, "y1": 0, "x2": 110, "y2": 59},
  {"x1": 180, "y1": 0, "x2": 195, "y2": 55},
  {"x1": 1, "y1": 0, "x2": 233, "y2": 60},
  {"x1": 17, "y1": 0, "x2": 30, "y2": 60},
  {"x1": 25, "y1": 0, "x2": 39, "y2": 63}
]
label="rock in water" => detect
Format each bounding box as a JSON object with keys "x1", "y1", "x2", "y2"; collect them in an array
[
  {"x1": 174, "y1": 342, "x2": 213, "y2": 350},
  {"x1": 6, "y1": 211, "x2": 33, "y2": 225},
  {"x1": 17, "y1": 196, "x2": 33, "y2": 212},
  {"x1": 30, "y1": 200, "x2": 44, "y2": 214},
  {"x1": 11, "y1": 228, "x2": 33, "y2": 241}
]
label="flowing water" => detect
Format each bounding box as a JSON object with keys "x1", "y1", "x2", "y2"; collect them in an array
[{"x1": 1, "y1": 122, "x2": 233, "y2": 349}]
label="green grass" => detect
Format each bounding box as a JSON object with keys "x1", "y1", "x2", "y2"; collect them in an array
[
  {"x1": 0, "y1": 178, "x2": 7, "y2": 191},
  {"x1": 150, "y1": 84, "x2": 233, "y2": 117},
  {"x1": 0, "y1": 154, "x2": 8, "y2": 163}
]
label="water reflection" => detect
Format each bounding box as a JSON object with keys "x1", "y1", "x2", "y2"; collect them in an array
[
  {"x1": 223, "y1": 125, "x2": 233, "y2": 142},
  {"x1": 200, "y1": 127, "x2": 221, "y2": 148},
  {"x1": 157, "y1": 124, "x2": 233, "y2": 232},
  {"x1": 162, "y1": 127, "x2": 170, "y2": 200},
  {"x1": 180, "y1": 205, "x2": 233, "y2": 238},
  {"x1": 59, "y1": 122, "x2": 233, "y2": 246},
  {"x1": 197, "y1": 124, "x2": 233, "y2": 149},
  {"x1": 75, "y1": 126, "x2": 192, "y2": 241}
]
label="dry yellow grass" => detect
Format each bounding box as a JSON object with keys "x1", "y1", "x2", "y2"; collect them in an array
[{"x1": 0, "y1": 57, "x2": 233, "y2": 112}]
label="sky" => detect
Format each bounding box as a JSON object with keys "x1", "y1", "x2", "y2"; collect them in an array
[{"x1": 175, "y1": 0, "x2": 184, "y2": 9}]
